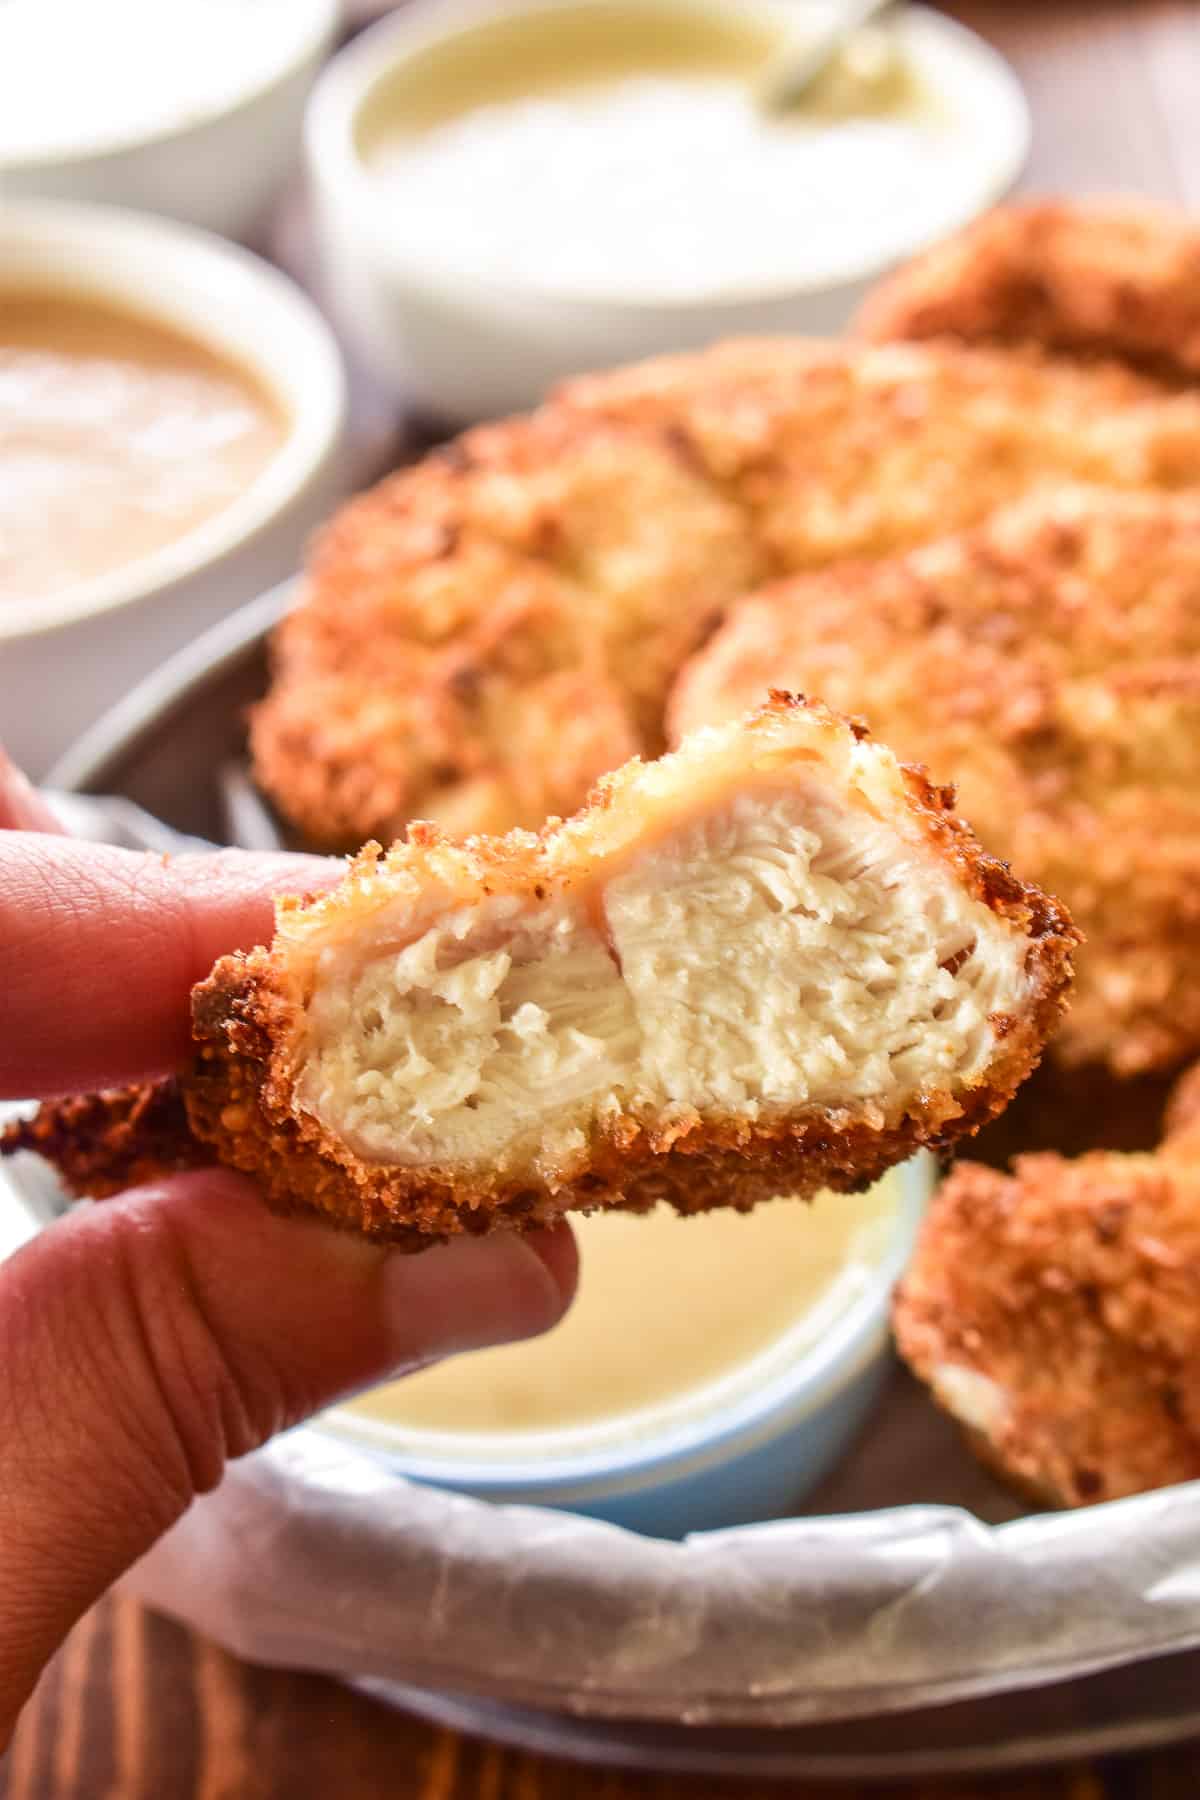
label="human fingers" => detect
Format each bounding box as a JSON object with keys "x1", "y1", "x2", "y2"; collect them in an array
[
  {"x1": 0, "y1": 1171, "x2": 577, "y2": 1744},
  {"x1": 0, "y1": 834, "x2": 338, "y2": 1097}
]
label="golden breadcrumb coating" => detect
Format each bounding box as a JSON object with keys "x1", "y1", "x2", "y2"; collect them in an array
[
  {"x1": 4, "y1": 698, "x2": 1074, "y2": 1246},
  {"x1": 894, "y1": 1062, "x2": 1200, "y2": 1509},
  {"x1": 1, "y1": 1082, "x2": 204, "y2": 1198},
  {"x1": 557, "y1": 337, "x2": 1197, "y2": 565},
  {"x1": 252, "y1": 336, "x2": 1200, "y2": 850},
  {"x1": 253, "y1": 410, "x2": 763, "y2": 847},
  {"x1": 670, "y1": 486, "x2": 1200, "y2": 1076},
  {"x1": 857, "y1": 198, "x2": 1200, "y2": 383}
]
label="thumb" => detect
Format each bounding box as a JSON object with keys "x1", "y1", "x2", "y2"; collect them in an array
[{"x1": 0, "y1": 1173, "x2": 576, "y2": 1741}]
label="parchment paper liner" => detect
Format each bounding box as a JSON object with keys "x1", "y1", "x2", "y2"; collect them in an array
[{"x1": 118, "y1": 1422, "x2": 1200, "y2": 1727}]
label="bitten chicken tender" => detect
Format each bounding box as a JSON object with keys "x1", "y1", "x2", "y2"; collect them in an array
[
  {"x1": 856, "y1": 198, "x2": 1200, "y2": 383},
  {"x1": 670, "y1": 487, "x2": 1200, "y2": 1076},
  {"x1": 252, "y1": 337, "x2": 1200, "y2": 849},
  {"x1": 4, "y1": 698, "x2": 1074, "y2": 1245},
  {"x1": 894, "y1": 1064, "x2": 1200, "y2": 1509}
]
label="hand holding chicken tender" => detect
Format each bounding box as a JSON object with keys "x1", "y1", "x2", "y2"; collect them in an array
[
  {"x1": 5, "y1": 697, "x2": 1075, "y2": 1245},
  {"x1": 0, "y1": 798, "x2": 576, "y2": 1747}
]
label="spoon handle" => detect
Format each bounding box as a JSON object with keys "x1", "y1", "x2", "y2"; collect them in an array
[{"x1": 759, "y1": 0, "x2": 897, "y2": 112}]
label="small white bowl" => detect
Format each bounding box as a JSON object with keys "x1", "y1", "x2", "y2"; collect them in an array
[
  {"x1": 305, "y1": 0, "x2": 1029, "y2": 422},
  {"x1": 0, "y1": 201, "x2": 346, "y2": 777},
  {"x1": 0, "y1": 0, "x2": 340, "y2": 242},
  {"x1": 319, "y1": 1156, "x2": 934, "y2": 1539}
]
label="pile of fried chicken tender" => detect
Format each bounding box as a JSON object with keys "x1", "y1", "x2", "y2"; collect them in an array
[{"x1": 13, "y1": 199, "x2": 1200, "y2": 1512}]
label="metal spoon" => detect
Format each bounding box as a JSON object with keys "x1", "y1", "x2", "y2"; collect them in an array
[{"x1": 758, "y1": 0, "x2": 898, "y2": 112}]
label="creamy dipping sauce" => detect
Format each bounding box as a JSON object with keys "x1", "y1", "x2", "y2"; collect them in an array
[
  {"x1": 0, "y1": 291, "x2": 286, "y2": 607},
  {"x1": 362, "y1": 19, "x2": 975, "y2": 299},
  {"x1": 339, "y1": 1176, "x2": 897, "y2": 1448}
]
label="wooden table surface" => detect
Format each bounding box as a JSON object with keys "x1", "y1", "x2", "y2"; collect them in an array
[{"x1": 6, "y1": 2, "x2": 1200, "y2": 1794}]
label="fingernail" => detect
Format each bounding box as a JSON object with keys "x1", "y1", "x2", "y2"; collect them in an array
[
  {"x1": 379, "y1": 1225, "x2": 578, "y2": 1362},
  {"x1": 521, "y1": 1222, "x2": 579, "y2": 1311}
]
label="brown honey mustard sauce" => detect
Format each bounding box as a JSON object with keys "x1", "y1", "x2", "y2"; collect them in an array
[{"x1": 0, "y1": 290, "x2": 285, "y2": 607}]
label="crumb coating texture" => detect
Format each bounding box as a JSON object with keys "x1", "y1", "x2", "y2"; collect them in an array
[
  {"x1": 1, "y1": 1082, "x2": 211, "y2": 1197},
  {"x1": 894, "y1": 1062, "x2": 1200, "y2": 1507},
  {"x1": 857, "y1": 199, "x2": 1200, "y2": 383},
  {"x1": 253, "y1": 331, "x2": 1200, "y2": 851},
  {"x1": 670, "y1": 487, "x2": 1200, "y2": 1076}
]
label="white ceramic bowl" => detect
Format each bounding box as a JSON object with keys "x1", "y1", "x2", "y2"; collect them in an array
[
  {"x1": 319, "y1": 1157, "x2": 934, "y2": 1539},
  {"x1": 305, "y1": 0, "x2": 1030, "y2": 422},
  {"x1": 0, "y1": 0, "x2": 340, "y2": 241},
  {"x1": 0, "y1": 201, "x2": 347, "y2": 777}
]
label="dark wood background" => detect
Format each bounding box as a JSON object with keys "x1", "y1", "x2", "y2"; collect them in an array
[{"x1": 6, "y1": 2, "x2": 1200, "y2": 1793}]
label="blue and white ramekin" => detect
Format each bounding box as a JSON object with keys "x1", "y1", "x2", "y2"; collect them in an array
[{"x1": 319, "y1": 1154, "x2": 933, "y2": 1539}]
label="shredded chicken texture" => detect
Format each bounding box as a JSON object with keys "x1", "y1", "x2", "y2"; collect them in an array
[
  {"x1": 856, "y1": 197, "x2": 1200, "y2": 383},
  {"x1": 894, "y1": 1061, "x2": 1200, "y2": 1508},
  {"x1": 670, "y1": 487, "x2": 1200, "y2": 1077},
  {"x1": 251, "y1": 333, "x2": 1200, "y2": 851},
  {"x1": 3, "y1": 698, "x2": 1074, "y2": 1245}
]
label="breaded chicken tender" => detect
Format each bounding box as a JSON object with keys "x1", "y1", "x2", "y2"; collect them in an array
[
  {"x1": 670, "y1": 487, "x2": 1200, "y2": 1076},
  {"x1": 857, "y1": 199, "x2": 1200, "y2": 383},
  {"x1": 4, "y1": 699, "x2": 1074, "y2": 1245},
  {"x1": 253, "y1": 410, "x2": 764, "y2": 847},
  {"x1": 253, "y1": 338, "x2": 1200, "y2": 850},
  {"x1": 894, "y1": 1064, "x2": 1200, "y2": 1508}
]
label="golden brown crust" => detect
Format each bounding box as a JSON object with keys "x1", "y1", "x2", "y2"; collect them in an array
[
  {"x1": 252, "y1": 408, "x2": 762, "y2": 849},
  {"x1": 252, "y1": 334, "x2": 1200, "y2": 851},
  {"x1": 856, "y1": 198, "x2": 1200, "y2": 383},
  {"x1": 555, "y1": 337, "x2": 1189, "y2": 557},
  {"x1": 2, "y1": 1062, "x2": 1039, "y2": 1249},
  {"x1": 893, "y1": 1074, "x2": 1200, "y2": 1507},
  {"x1": 4, "y1": 697, "x2": 1075, "y2": 1247},
  {"x1": 0, "y1": 1082, "x2": 211, "y2": 1198},
  {"x1": 182, "y1": 1002, "x2": 1028, "y2": 1246},
  {"x1": 669, "y1": 487, "x2": 1200, "y2": 1077}
]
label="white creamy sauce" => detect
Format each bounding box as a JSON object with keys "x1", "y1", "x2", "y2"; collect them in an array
[
  {"x1": 337, "y1": 1176, "x2": 898, "y2": 1446},
  {"x1": 0, "y1": 0, "x2": 324, "y2": 161},
  {"x1": 367, "y1": 60, "x2": 974, "y2": 298}
]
